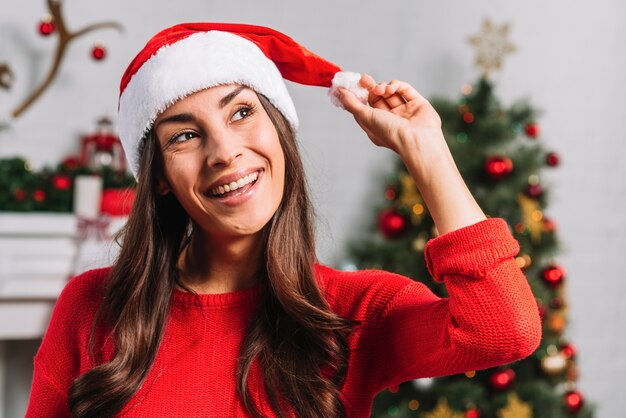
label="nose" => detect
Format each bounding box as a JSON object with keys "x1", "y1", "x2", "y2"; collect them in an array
[{"x1": 205, "y1": 132, "x2": 243, "y2": 168}]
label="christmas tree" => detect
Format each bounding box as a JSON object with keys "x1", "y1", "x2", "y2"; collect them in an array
[{"x1": 346, "y1": 19, "x2": 594, "y2": 418}]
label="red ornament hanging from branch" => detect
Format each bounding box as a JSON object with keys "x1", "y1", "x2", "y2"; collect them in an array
[
  {"x1": 38, "y1": 14, "x2": 55, "y2": 36},
  {"x1": 564, "y1": 390, "x2": 584, "y2": 413},
  {"x1": 91, "y1": 42, "x2": 107, "y2": 60},
  {"x1": 378, "y1": 207, "x2": 408, "y2": 239},
  {"x1": 485, "y1": 155, "x2": 513, "y2": 179},
  {"x1": 542, "y1": 264, "x2": 566, "y2": 288},
  {"x1": 490, "y1": 368, "x2": 515, "y2": 390},
  {"x1": 10, "y1": 0, "x2": 123, "y2": 119},
  {"x1": 525, "y1": 122, "x2": 540, "y2": 138}
]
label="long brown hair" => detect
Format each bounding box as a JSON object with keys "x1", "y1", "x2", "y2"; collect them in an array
[{"x1": 68, "y1": 93, "x2": 359, "y2": 417}]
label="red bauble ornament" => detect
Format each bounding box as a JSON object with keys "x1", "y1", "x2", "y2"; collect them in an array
[
  {"x1": 14, "y1": 189, "x2": 26, "y2": 202},
  {"x1": 542, "y1": 217, "x2": 557, "y2": 232},
  {"x1": 33, "y1": 189, "x2": 46, "y2": 202},
  {"x1": 38, "y1": 19, "x2": 55, "y2": 36},
  {"x1": 92, "y1": 44, "x2": 107, "y2": 60},
  {"x1": 100, "y1": 188, "x2": 136, "y2": 216},
  {"x1": 564, "y1": 390, "x2": 584, "y2": 413},
  {"x1": 485, "y1": 155, "x2": 513, "y2": 179},
  {"x1": 490, "y1": 369, "x2": 515, "y2": 390},
  {"x1": 61, "y1": 156, "x2": 82, "y2": 170},
  {"x1": 525, "y1": 122, "x2": 539, "y2": 138},
  {"x1": 378, "y1": 207, "x2": 408, "y2": 239},
  {"x1": 561, "y1": 343, "x2": 577, "y2": 359},
  {"x1": 542, "y1": 264, "x2": 566, "y2": 288},
  {"x1": 546, "y1": 152, "x2": 560, "y2": 167},
  {"x1": 465, "y1": 407, "x2": 480, "y2": 418},
  {"x1": 463, "y1": 112, "x2": 475, "y2": 123},
  {"x1": 52, "y1": 175, "x2": 71, "y2": 190},
  {"x1": 384, "y1": 186, "x2": 397, "y2": 201},
  {"x1": 550, "y1": 296, "x2": 564, "y2": 309},
  {"x1": 524, "y1": 183, "x2": 543, "y2": 198}
]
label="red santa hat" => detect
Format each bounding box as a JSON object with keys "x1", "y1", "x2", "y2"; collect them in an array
[{"x1": 118, "y1": 22, "x2": 369, "y2": 178}]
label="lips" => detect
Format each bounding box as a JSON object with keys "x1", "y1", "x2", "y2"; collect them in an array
[{"x1": 204, "y1": 168, "x2": 264, "y2": 198}]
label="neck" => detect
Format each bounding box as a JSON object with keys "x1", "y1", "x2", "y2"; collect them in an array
[{"x1": 176, "y1": 228, "x2": 264, "y2": 294}]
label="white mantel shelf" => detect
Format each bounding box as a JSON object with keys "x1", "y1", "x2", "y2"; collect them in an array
[{"x1": 0, "y1": 212, "x2": 126, "y2": 340}]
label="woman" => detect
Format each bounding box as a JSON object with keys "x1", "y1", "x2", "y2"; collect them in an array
[{"x1": 27, "y1": 23, "x2": 541, "y2": 417}]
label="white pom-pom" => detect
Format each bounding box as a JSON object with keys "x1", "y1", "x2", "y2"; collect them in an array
[{"x1": 328, "y1": 71, "x2": 368, "y2": 108}]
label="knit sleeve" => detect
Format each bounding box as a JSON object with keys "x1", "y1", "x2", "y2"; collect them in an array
[
  {"x1": 25, "y1": 268, "x2": 108, "y2": 417},
  {"x1": 370, "y1": 218, "x2": 542, "y2": 391}
]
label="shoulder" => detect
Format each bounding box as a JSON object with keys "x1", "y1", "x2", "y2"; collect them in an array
[
  {"x1": 57, "y1": 267, "x2": 111, "y2": 317},
  {"x1": 313, "y1": 263, "x2": 416, "y2": 321},
  {"x1": 35, "y1": 267, "x2": 111, "y2": 360},
  {"x1": 33, "y1": 267, "x2": 112, "y2": 385}
]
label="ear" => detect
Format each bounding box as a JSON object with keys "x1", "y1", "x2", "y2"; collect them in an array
[{"x1": 156, "y1": 176, "x2": 172, "y2": 196}]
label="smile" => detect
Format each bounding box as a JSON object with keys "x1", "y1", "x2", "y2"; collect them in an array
[{"x1": 208, "y1": 170, "x2": 261, "y2": 197}]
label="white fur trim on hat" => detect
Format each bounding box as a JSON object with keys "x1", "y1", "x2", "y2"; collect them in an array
[
  {"x1": 328, "y1": 71, "x2": 369, "y2": 108},
  {"x1": 118, "y1": 31, "x2": 299, "y2": 178}
]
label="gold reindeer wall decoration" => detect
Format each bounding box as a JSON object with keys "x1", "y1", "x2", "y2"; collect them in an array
[{"x1": 1, "y1": 0, "x2": 122, "y2": 119}]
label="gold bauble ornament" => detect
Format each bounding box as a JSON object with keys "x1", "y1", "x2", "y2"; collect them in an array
[
  {"x1": 497, "y1": 393, "x2": 533, "y2": 418},
  {"x1": 422, "y1": 398, "x2": 463, "y2": 418},
  {"x1": 548, "y1": 313, "x2": 567, "y2": 334}
]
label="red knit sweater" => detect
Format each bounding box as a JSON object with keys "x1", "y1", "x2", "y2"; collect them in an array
[{"x1": 26, "y1": 218, "x2": 541, "y2": 417}]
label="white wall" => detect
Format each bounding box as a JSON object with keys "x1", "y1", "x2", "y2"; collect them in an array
[{"x1": 1, "y1": 0, "x2": 624, "y2": 417}]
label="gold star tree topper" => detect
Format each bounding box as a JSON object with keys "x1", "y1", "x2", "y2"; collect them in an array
[{"x1": 468, "y1": 18, "x2": 517, "y2": 77}]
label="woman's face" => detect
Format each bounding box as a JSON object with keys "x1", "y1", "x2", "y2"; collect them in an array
[{"x1": 153, "y1": 84, "x2": 285, "y2": 241}]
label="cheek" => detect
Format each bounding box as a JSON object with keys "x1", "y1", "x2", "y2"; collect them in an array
[{"x1": 162, "y1": 152, "x2": 201, "y2": 192}]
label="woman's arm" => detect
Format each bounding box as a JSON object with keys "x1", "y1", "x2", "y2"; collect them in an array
[
  {"x1": 336, "y1": 75, "x2": 485, "y2": 234},
  {"x1": 335, "y1": 77, "x2": 541, "y2": 389}
]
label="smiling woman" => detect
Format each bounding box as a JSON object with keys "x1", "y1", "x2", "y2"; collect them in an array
[{"x1": 26, "y1": 22, "x2": 542, "y2": 418}]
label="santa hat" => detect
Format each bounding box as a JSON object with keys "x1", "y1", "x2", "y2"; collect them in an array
[{"x1": 118, "y1": 22, "x2": 369, "y2": 178}]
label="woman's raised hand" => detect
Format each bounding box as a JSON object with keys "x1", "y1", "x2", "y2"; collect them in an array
[
  {"x1": 336, "y1": 74, "x2": 453, "y2": 187},
  {"x1": 336, "y1": 74, "x2": 486, "y2": 235}
]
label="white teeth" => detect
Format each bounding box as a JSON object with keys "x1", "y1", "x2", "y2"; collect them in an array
[{"x1": 210, "y1": 171, "x2": 259, "y2": 196}]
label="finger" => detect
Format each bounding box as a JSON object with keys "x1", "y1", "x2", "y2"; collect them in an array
[
  {"x1": 337, "y1": 87, "x2": 372, "y2": 119},
  {"x1": 392, "y1": 80, "x2": 426, "y2": 103},
  {"x1": 382, "y1": 82, "x2": 406, "y2": 109},
  {"x1": 359, "y1": 74, "x2": 377, "y2": 91},
  {"x1": 369, "y1": 83, "x2": 391, "y2": 111}
]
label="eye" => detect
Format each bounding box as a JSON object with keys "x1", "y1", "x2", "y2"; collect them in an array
[
  {"x1": 231, "y1": 104, "x2": 256, "y2": 122},
  {"x1": 168, "y1": 130, "x2": 198, "y2": 144}
]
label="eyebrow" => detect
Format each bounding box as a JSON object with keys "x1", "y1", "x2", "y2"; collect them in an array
[
  {"x1": 154, "y1": 86, "x2": 248, "y2": 131},
  {"x1": 219, "y1": 85, "x2": 246, "y2": 108},
  {"x1": 154, "y1": 113, "x2": 197, "y2": 131}
]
